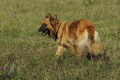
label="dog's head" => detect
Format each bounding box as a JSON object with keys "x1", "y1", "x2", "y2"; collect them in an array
[{"x1": 38, "y1": 13, "x2": 59, "y2": 38}]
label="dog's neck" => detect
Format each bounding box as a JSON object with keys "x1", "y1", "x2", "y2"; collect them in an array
[{"x1": 54, "y1": 21, "x2": 62, "y2": 41}]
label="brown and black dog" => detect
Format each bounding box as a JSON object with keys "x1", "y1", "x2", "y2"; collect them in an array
[{"x1": 38, "y1": 13, "x2": 103, "y2": 59}]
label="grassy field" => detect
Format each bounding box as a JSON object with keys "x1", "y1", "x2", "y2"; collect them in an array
[{"x1": 0, "y1": 0, "x2": 120, "y2": 80}]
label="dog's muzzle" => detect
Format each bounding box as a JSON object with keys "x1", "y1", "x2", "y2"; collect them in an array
[
  {"x1": 38, "y1": 23, "x2": 50, "y2": 36},
  {"x1": 38, "y1": 28, "x2": 41, "y2": 32},
  {"x1": 38, "y1": 27, "x2": 50, "y2": 36}
]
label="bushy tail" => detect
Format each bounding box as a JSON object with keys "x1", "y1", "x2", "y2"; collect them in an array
[{"x1": 88, "y1": 31, "x2": 103, "y2": 56}]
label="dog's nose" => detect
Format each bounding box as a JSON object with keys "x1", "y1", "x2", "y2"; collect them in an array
[{"x1": 38, "y1": 28, "x2": 41, "y2": 32}]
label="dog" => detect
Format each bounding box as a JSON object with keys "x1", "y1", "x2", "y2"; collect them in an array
[{"x1": 38, "y1": 13, "x2": 103, "y2": 59}]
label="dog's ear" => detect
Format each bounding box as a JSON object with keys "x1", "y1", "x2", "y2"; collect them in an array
[
  {"x1": 50, "y1": 14, "x2": 57, "y2": 22},
  {"x1": 52, "y1": 14, "x2": 57, "y2": 20},
  {"x1": 46, "y1": 13, "x2": 51, "y2": 18},
  {"x1": 50, "y1": 14, "x2": 58, "y2": 26}
]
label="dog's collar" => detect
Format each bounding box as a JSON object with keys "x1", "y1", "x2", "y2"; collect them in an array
[{"x1": 54, "y1": 32, "x2": 58, "y2": 41}]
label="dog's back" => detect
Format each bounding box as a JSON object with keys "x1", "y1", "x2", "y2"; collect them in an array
[{"x1": 66, "y1": 19, "x2": 103, "y2": 56}]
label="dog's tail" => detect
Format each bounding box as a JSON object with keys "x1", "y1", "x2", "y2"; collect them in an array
[{"x1": 88, "y1": 31, "x2": 103, "y2": 56}]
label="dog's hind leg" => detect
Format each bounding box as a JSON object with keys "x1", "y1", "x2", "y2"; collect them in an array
[{"x1": 77, "y1": 30, "x2": 89, "y2": 58}]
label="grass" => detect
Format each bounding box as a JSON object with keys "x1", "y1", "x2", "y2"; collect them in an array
[{"x1": 0, "y1": 0, "x2": 120, "y2": 80}]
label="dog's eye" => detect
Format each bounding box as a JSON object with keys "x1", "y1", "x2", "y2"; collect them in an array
[
  {"x1": 42, "y1": 23, "x2": 47, "y2": 27},
  {"x1": 44, "y1": 24, "x2": 47, "y2": 26}
]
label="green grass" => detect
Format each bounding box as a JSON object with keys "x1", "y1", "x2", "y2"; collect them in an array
[{"x1": 0, "y1": 0, "x2": 120, "y2": 80}]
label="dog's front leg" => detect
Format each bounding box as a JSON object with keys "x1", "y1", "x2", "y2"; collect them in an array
[
  {"x1": 65, "y1": 42, "x2": 78, "y2": 56},
  {"x1": 55, "y1": 45, "x2": 65, "y2": 59}
]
